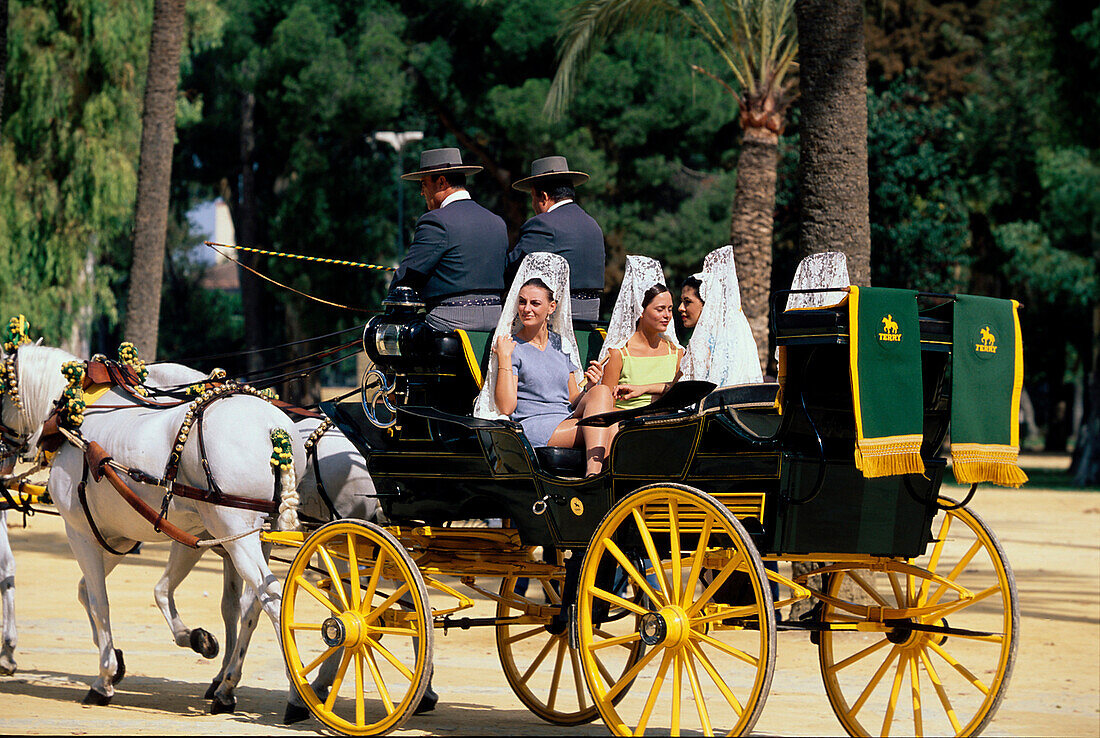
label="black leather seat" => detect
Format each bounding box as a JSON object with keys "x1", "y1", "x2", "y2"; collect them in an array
[
  {"x1": 699, "y1": 383, "x2": 779, "y2": 412},
  {"x1": 534, "y1": 446, "x2": 586, "y2": 477}
]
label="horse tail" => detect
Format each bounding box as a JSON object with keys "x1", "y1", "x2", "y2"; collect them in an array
[{"x1": 270, "y1": 428, "x2": 300, "y2": 531}]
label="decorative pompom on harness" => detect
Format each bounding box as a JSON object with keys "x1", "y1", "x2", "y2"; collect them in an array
[
  {"x1": 116, "y1": 342, "x2": 149, "y2": 396},
  {"x1": 1, "y1": 315, "x2": 33, "y2": 417},
  {"x1": 59, "y1": 361, "x2": 87, "y2": 430}
]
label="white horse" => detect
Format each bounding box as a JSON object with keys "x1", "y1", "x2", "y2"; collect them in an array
[{"x1": 1, "y1": 344, "x2": 305, "y2": 707}]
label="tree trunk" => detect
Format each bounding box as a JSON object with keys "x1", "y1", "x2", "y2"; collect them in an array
[
  {"x1": 794, "y1": 0, "x2": 871, "y2": 285},
  {"x1": 1072, "y1": 302, "x2": 1100, "y2": 486},
  {"x1": 123, "y1": 0, "x2": 187, "y2": 360},
  {"x1": 1, "y1": 0, "x2": 8, "y2": 130},
  {"x1": 236, "y1": 91, "x2": 267, "y2": 373},
  {"x1": 730, "y1": 125, "x2": 779, "y2": 374}
]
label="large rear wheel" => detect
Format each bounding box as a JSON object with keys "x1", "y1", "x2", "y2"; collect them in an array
[
  {"x1": 576, "y1": 483, "x2": 776, "y2": 736},
  {"x1": 281, "y1": 520, "x2": 433, "y2": 736},
  {"x1": 817, "y1": 499, "x2": 1018, "y2": 736}
]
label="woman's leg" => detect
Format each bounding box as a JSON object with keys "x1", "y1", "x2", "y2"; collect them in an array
[{"x1": 547, "y1": 385, "x2": 615, "y2": 475}]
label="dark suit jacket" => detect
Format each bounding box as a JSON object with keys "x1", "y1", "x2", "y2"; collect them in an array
[
  {"x1": 392, "y1": 198, "x2": 508, "y2": 302},
  {"x1": 506, "y1": 202, "x2": 605, "y2": 290}
]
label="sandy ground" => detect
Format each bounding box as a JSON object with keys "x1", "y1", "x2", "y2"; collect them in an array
[{"x1": 0, "y1": 477, "x2": 1096, "y2": 736}]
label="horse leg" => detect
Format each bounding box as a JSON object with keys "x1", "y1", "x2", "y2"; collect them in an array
[
  {"x1": 67, "y1": 532, "x2": 124, "y2": 704},
  {"x1": 0, "y1": 512, "x2": 16, "y2": 676},
  {"x1": 155, "y1": 542, "x2": 219, "y2": 658},
  {"x1": 205, "y1": 552, "x2": 244, "y2": 705}
]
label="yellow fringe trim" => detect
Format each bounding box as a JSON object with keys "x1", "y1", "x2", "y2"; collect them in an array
[
  {"x1": 951, "y1": 443, "x2": 1029, "y2": 488},
  {"x1": 854, "y1": 433, "x2": 925, "y2": 478}
]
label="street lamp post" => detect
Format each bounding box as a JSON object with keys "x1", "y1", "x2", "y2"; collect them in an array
[{"x1": 373, "y1": 130, "x2": 424, "y2": 257}]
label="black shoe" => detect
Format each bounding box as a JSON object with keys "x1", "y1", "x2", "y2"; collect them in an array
[{"x1": 414, "y1": 685, "x2": 438, "y2": 715}]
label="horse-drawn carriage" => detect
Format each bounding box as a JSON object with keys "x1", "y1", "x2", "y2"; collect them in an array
[{"x1": 256, "y1": 285, "x2": 1019, "y2": 737}]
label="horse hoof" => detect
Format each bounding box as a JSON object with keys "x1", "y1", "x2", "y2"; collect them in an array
[
  {"x1": 111, "y1": 649, "x2": 125, "y2": 685},
  {"x1": 82, "y1": 688, "x2": 112, "y2": 706},
  {"x1": 283, "y1": 702, "x2": 312, "y2": 725},
  {"x1": 189, "y1": 629, "x2": 219, "y2": 659},
  {"x1": 210, "y1": 694, "x2": 236, "y2": 714},
  {"x1": 0, "y1": 656, "x2": 16, "y2": 676},
  {"x1": 203, "y1": 678, "x2": 221, "y2": 700},
  {"x1": 414, "y1": 685, "x2": 438, "y2": 715}
]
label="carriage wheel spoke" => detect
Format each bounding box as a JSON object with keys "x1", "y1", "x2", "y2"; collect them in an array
[
  {"x1": 694, "y1": 630, "x2": 759, "y2": 667},
  {"x1": 591, "y1": 631, "x2": 642, "y2": 651},
  {"x1": 847, "y1": 570, "x2": 892, "y2": 608},
  {"x1": 684, "y1": 648, "x2": 713, "y2": 735},
  {"x1": 604, "y1": 538, "x2": 664, "y2": 608},
  {"x1": 593, "y1": 651, "x2": 616, "y2": 689},
  {"x1": 631, "y1": 507, "x2": 673, "y2": 602},
  {"x1": 370, "y1": 638, "x2": 415, "y2": 681},
  {"x1": 569, "y1": 642, "x2": 588, "y2": 710},
  {"x1": 521, "y1": 632, "x2": 558, "y2": 683},
  {"x1": 297, "y1": 576, "x2": 343, "y2": 615},
  {"x1": 920, "y1": 647, "x2": 962, "y2": 733},
  {"x1": 541, "y1": 577, "x2": 562, "y2": 606},
  {"x1": 887, "y1": 571, "x2": 905, "y2": 609},
  {"x1": 851, "y1": 644, "x2": 901, "y2": 716},
  {"x1": 910, "y1": 653, "x2": 923, "y2": 737},
  {"x1": 682, "y1": 514, "x2": 713, "y2": 608},
  {"x1": 686, "y1": 551, "x2": 743, "y2": 617},
  {"x1": 588, "y1": 585, "x2": 650, "y2": 616},
  {"x1": 317, "y1": 546, "x2": 351, "y2": 611},
  {"x1": 669, "y1": 501, "x2": 682, "y2": 603},
  {"x1": 288, "y1": 621, "x2": 323, "y2": 632},
  {"x1": 354, "y1": 649, "x2": 365, "y2": 726},
  {"x1": 505, "y1": 625, "x2": 547, "y2": 646},
  {"x1": 827, "y1": 637, "x2": 890, "y2": 674},
  {"x1": 546, "y1": 637, "x2": 567, "y2": 711},
  {"x1": 324, "y1": 648, "x2": 355, "y2": 712},
  {"x1": 363, "y1": 583, "x2": 411, "y2": 624},
  {"x1": 919, "y1": 513, "x2": 953, "y2": 602},
  {"x1": 360, "y1": 551, "x2": 387, "y2": 612},
  {"x1": 300, "y1": 644, "x2": 341, "y2": 677},
  {"x1": 930, "y1": 584, "x2": 1002, "y2": 622},
  {"x1": 928, "y1": 640, "x2": 991, "y2": 695},
  {"x1": 346, "y1": 533, "x2": 362, "y2": 613},
  {"x1": 635, "y1": 650, "x2": 673, "y2": 735},
  {"x1": 927, "y1": 540, "x2": 983, "y2": 607},
  {"x1": 361, "y1": 645, "x2": 394, "y2": 714},
  {"x1": 688, "y1": 640, "x2": 744, "y2": 716},
  {"x1": 880, "y1": 648, "x2": 908, "y2": 736},
  {"x1": 671, "y1": 651, "x2": 683, "y2": 736},
  {"x1": 604, "y1": 645, "x2": 661, "y2": 701}
]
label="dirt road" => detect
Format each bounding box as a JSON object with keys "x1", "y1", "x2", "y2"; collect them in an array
[{"x1": 0, "y1": 482, "x2": 1097, "y2": 736}]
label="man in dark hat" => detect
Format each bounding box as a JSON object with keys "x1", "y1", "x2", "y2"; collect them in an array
[
  {"x1": 391, "y1": 147, "x2": 508, "y2": 332},
  {"x1": 507, "y1": 156, "x2": 606, "y2": 321}
]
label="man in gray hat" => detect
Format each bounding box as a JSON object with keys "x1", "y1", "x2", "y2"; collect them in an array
[
  {"x1": 390, "y1": 147, "x2": 508, "y2": 332},
  {"x1": 507, "y1": 155, "x2": 606, "y2": 321}
]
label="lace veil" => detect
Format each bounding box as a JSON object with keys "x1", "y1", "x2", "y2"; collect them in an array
[
  {"x1": 785, "y1": 251, "x2": 850, "y2": 310},
  {"x1": 680, "y1": 245, "x2": 763, "y2": 386},
  {"x1": 598, "y1": 255, "x2": 681, "y2": 362},
  {"x1": 473, "y1": 252, "x2": 581, "y2": 420}
]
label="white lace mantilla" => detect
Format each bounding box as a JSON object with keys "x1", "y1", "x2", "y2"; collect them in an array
[
  {"x1": 598, "y1": 255, "x2": 681, "y2": 362},
  {"x1": 680, "y1": 245, "x2": 763, "y2": 386},
  {"x1": 785, "y1": 251, "x2": 850, "y2": 310},
  {"x1": 473, "y1": 252, "x2": 582, "y2": 420}
]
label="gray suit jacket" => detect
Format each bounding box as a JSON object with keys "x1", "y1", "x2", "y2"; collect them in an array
[{"x1": 506, "y1": 202, "x2": 605, "y2": 291}]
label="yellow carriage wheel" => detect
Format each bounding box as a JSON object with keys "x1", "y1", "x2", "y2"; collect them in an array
[
  {"x1": 817, "y1": 498, "x2": 1018, "y2": 737},
  {"x1": 281, "y1": 520, "x2": 433, "y2": 736},
  {"x1": 576, "y1": 483, "x2": 776, "y2": 736},
  {"x1": 496, "y1": 554, "x2": 646, "y2": 725}
]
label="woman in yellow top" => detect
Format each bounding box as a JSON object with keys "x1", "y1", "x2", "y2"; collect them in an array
[{"x1": 601, "y1": 283, "x2": 684, "y2": 409}]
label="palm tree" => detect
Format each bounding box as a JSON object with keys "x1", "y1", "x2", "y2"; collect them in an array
[
  {"x1": 548, "y1": 0, "x2": 798, "y2": 371},
  {"x1": 125, "y1": 0, "x2": 187, "y2": 359}
]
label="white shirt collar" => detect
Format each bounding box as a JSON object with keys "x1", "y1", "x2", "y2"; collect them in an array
[
  {"x1": 546, "y1": 198, "x2": 573, "y2": 213},
  {"x1": 439, "y1": 189, "x2": 472, "y2": 208}
]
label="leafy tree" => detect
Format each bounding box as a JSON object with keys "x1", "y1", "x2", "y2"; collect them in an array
[{"x1": 545, "y1": 0, "x2": 798, "y2": 368}]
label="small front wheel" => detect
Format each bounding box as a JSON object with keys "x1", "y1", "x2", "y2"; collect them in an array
[
  {"x1": 576, "y1": 483, "x2": 776, "y2": 736},
  {"x1": 281, "y1": 520, "x2": 433, "y2": 736}
]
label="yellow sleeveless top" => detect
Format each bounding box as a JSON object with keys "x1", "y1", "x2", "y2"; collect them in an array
[{"x1": 615, "y1": 340, "x2": 680, "y2": 410}]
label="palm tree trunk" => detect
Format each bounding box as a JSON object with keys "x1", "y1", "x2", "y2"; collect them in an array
[
  {"x1": 730, "y1": 125, "x2": 779, "y2": 374},
  {"x1": 794, "y1": 0, "x2": 871, "y2": 286},
  {"x1": 237, "y1": 90, "x2": 266, "y2": 373},
  {"x1": 124, "y1": 0, "x2": 187, "y2": 359}
]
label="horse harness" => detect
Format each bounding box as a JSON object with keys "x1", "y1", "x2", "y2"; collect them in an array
[{"x1": 304, "y1": 418, "x2": 340, "y2": 521}]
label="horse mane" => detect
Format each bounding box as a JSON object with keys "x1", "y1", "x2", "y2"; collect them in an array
[{"x1": 14, "y1": 344, "x2": 79, "y2": 443}]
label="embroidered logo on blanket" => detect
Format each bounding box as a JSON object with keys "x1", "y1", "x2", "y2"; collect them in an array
[
  {"x1": 878, "y1": 314, "x2": 902, "y2": 343},
  {"x1": 975, "y1": 325, "x2": 998, "y2": 355}
]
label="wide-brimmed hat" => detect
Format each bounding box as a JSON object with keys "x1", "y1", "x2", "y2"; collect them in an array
[
  {"x1": 512, "y1": 155, "x2": 590, "y2": 191},
  {"x1": 401, "y1": 148, "x2": 483, "y2": 181}
]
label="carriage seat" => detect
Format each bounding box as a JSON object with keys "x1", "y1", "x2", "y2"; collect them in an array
[
  {"x1": 700, "y1": 383, "x2": 782, "y2": 444},
  {"x1": 534, "y1": 446, "x2": 586, "y2": 477}
]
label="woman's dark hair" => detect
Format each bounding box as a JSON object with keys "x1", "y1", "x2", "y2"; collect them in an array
[
  {"x1": 520, "y1": 277, "x2": 555, "y2": 300},
  {"x1": 640, "y1": 283, "x2": 670, "y2": 309},
  {"x1": 681, "y1": 275, "x2": 703, "y2": 302}
]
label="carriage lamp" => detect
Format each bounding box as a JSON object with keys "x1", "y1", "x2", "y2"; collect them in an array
[{"x1": 375, "y1": 324, "x2": 402, "y2": 357}]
